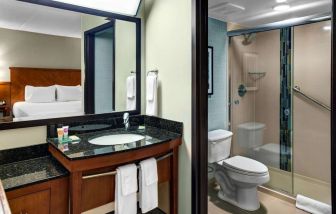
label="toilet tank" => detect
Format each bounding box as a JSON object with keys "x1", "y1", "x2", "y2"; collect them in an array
[
  {"x1": 208, "y1": 129, "x2": 233, "y2": 163},
  {"x1": 237, "y1": 122, "x2": 265, "y2": 148}
]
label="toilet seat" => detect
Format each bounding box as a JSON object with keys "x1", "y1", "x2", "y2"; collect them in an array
[{"x1": 219, "y1": 156, "x2": 268, "y2": 176}]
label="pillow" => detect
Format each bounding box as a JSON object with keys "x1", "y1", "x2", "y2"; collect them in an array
[
  {"x1": 25, "y1": 85, "x2": 56, "y2": 103},
  {"x1": 56, "y1": 85, "x2": 82, "y2": 102}
]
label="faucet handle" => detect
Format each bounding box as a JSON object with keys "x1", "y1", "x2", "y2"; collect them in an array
[{"x1": 123, "y1": 112, "x2": 129, "y2": 120}]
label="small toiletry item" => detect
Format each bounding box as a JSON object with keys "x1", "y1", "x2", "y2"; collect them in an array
[
  {"x1": 69, "y1": 135, "x2": 80, "y2": 144},
  {"x1": 63, "y1": 126, "x2": 69, "y2": 139},
  {"x1": 69, "y1": 135, "x2": 80, "y2": 141},
  {"x1": 63, "y1": 143, "x2": 69, "y2": 151},
  {"x1": 57, "y1": 128, "x2": 64, "y2": 142}
]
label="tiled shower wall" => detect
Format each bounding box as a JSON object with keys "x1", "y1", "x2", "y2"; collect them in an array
[{"x1": 208, "y1": 18, "x2": 229, "y2": 131}]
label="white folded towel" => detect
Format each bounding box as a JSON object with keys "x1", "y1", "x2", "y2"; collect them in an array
[
  {"x1": 127, "y1": 76, "x2": 136, "y2": 98},
  {"x1": 296, "y1": 194, "x2": 331, "y2": 214},
  {"x1": 139, "y1": 158, "x2": 158, "y2": 213},
  {"x1": 146, "y1": 74, "x2": 158, "y2": 116},
  {"x1": 115, "y1": 164, "x2": 138, "y2": 214},
  {"x1": 126, "y1": 76, "x2": 136, "y2": 111}
]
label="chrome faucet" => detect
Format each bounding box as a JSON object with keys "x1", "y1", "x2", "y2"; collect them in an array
[{"x1": 123, "y1": 112, "x2": 130, "y2": 130}]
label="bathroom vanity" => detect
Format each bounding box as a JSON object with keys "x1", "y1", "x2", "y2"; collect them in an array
[
  {"x1": 0, "y1": 116, "x2": 182, "y2": 214},
  {"x1": 48, "y1": 124, "x2": 182, "y2": 214}
]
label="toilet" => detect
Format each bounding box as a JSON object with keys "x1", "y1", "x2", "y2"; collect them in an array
[{"x1": 208, "y1": 129, "x2": 270, "y2": 211}]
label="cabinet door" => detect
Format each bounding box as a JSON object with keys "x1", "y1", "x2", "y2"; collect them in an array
[{"x1": 9, "y1": 189, "x2": 50, "y2": 214}]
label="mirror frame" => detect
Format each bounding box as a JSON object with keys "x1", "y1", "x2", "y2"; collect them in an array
[{"x1": 0, "y1": 0, "x2": 141, "y2": 130}]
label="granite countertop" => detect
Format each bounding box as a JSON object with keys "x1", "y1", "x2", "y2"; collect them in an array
[
  {"x1": 0, "y1": 156, "x2": 68, "y2": 191},
  {"x1": 48, "y1": 126, "x2": 182, "y2": 160}
]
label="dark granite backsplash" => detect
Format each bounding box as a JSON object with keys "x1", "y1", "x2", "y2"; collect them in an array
[
  {"x1": 0, "y1": 144, "x2": 48, "y2": 165},
  {"x1": 47, "y1": 115, "x2": 182, "y2": 137},
  {"x1": 144, "y1": 116, "x2": 183, "y2": 134}
]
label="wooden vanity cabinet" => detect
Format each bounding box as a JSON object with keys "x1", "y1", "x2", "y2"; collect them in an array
[
  {"x1": 49, "y1": 138, "x2": 182, "y2": 214},
  {"x1": 6, "y1": 177, "x2": 69, "y2": 214}
]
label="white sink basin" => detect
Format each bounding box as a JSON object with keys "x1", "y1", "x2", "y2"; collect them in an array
[{"x1": 89, "y1": 134, "x2": 145, "y2": 146}]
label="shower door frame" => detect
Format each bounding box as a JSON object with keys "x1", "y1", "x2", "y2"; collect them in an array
[
  {"x1": 227, "y1": 28, "x2": 294, "y2": 194},
  {"x1": 331, "y1": 1, "x2": 336, "y2": 211}
]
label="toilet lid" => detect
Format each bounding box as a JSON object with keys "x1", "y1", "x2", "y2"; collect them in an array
[{"x1": 222, "y1": 156, "x2": 268, "y2": 175}]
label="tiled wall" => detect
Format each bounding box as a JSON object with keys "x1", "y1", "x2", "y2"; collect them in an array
[{"x1": 208, "y1": 18, "x2": 228, "y2": 131}]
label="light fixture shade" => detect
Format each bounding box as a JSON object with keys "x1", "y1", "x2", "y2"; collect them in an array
[{"x1": 52, "y1": 0, "x2": 141, "y2": 16}]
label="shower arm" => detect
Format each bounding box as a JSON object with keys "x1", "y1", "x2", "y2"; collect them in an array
[{"x1": 293, "y1": 86, "x2": 331, "y2": 111}]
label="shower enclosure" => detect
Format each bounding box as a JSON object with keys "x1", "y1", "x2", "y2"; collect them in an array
[{"x1": 229, "y1": 20, "x2": 331, "y2": 204}]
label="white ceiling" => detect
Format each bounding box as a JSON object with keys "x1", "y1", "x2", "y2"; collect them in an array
[
  {"x1": 0, "y1": 0, "x2": 81, "y2": 38},
  {"x1": 209, "y1": 0, "x2": 332, "y2": 27}
]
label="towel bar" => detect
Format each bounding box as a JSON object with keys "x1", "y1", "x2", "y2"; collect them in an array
[
  {"x1": 293, "y1": 86, "x2": 331, "y2": 111},
  {"x1": 147, "y1": 69, "x2": 159, "y2": 76},
  {"x1": 82, "y1": 152, "x2": 173, "y2": 180}
]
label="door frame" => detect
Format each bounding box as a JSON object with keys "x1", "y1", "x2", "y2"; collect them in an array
[
  {"x1": 192, "y1": 0, "x2": 336, "y2": 213},
  {"x1": 84, "y1": 21, "x2": 116, "y2": 114},
  {"x1": 191, "y1": 0, "x2": 208, "y2": 213}
]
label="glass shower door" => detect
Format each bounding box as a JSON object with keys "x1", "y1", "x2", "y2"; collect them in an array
[
  {"x1": 229, "y1": 29, "x2": 294, "y2": 195},
  {"x1": 292, "y1": 20, "x2": 331, "y2": 205}
]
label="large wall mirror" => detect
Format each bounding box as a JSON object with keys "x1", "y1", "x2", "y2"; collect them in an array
[{"x1": 0, "y1": 0, "x2": 141, "y2": 128}]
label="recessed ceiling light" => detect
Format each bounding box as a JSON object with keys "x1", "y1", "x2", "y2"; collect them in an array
[
  {"x1": 51, "y1": 0, "x2": 141, "y2": 16},
  {"x1": 323, "y1": 25, "x2": 331, "y2": 31},
  {"x1": 273, "y1": 4, "x2": 291, "y2": 11},
  {"x1": 276, "y1": 0, "x2": 287, "y2": 3}
]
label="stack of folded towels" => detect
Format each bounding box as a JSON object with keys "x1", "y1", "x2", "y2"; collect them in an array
[{"x1": 115, "y1": 158, "x2": 158, "y2": 214}]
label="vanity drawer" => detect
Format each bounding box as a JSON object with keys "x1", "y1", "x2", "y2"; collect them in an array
[{"x1": 9, "y1": 189, "x2": 50, "y2": 214}]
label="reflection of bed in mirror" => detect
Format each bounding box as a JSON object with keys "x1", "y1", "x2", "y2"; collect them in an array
[{"x1": 10, "y1": 67, "x2": 83, "y2": 121}]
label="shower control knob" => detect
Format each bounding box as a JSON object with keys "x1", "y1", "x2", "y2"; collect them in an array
[{"x1": 284, "y1": 109, "x2": 290, "y2": 116}]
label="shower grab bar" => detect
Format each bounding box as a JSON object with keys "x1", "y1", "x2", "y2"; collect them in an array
[
  {"x1": 293, "y1": 86, "x2": 331, "y2": 111},
  {"x1": 82, "y1": 152, "x2": 173, "y2": 180}
]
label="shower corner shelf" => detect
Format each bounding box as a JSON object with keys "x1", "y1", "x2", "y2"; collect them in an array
[
  {"x1": 246, "y1": 86, "x2": 258, "y2": 91},
  {"x1": 248, "y1": 71, "x2": 266, "y2": 81}
]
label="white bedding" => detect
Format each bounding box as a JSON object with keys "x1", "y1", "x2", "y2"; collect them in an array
[{"x1": 13, "y1": 101, "x2": 83, "y2": 121}]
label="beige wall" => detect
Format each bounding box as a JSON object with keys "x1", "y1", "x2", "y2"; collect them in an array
[
  {"x1": 293, "y1": 21, "x2": 331, "y2": 183},
  {"x1": 115, "y1": 20, "x2": 137, "y2": 111},
  {"x1": 144, "y1": 0, "x2": 192, "y2": 213},
  {"x1": 0, "y1": 27, "x2": 81, "y2": 82},
  {"x1": 0, "y1": 127, "x2": 46, "y2": 150}
]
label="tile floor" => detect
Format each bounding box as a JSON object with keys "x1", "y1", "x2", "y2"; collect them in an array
[{"x1": 208, "y1": 182, "x2": 308, "y2": 214}]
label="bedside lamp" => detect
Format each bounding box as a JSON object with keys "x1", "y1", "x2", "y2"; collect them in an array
[{"x1": 0, "y1": 70, "x2": 6, "y2": 83}]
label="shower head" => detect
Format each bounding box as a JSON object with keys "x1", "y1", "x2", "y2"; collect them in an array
[{"x1": 242, "y1": 33, "x2": 256, "y2": 46}]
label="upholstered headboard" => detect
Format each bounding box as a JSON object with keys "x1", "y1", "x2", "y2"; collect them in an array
[{"x1": 10, "y1": 67, "x2": 81, "y2": 107}]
